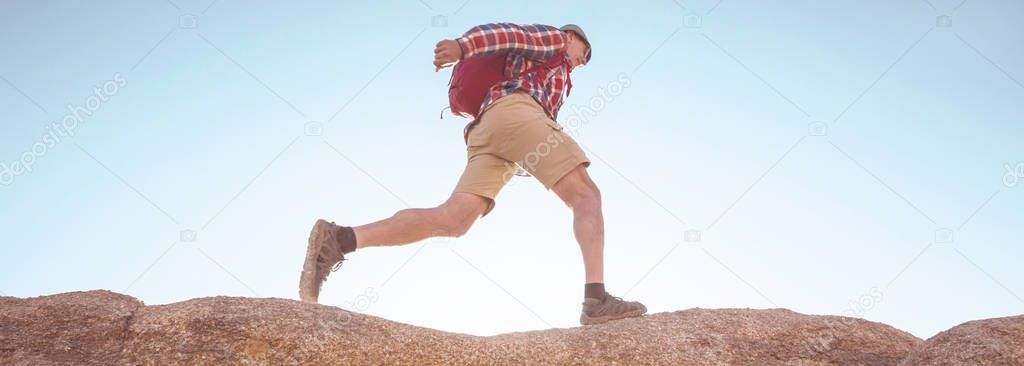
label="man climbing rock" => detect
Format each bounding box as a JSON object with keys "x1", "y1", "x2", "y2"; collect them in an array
[{"x1": 300, "y1": 23, "x2": 647, "y2": 325}]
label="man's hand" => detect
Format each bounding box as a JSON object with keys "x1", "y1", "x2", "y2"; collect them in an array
[{"x1": 433, "y1": 39, "x2": 463, "y2": 72}]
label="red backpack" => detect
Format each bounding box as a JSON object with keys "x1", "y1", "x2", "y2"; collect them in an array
[{"x1": 447, "y1": 51, "x2": 568, "y2": 120}]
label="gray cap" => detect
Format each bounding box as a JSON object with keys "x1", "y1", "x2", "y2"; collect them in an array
[{"x1": 559, "y1": 24, "x2": 591, "y2": 62}]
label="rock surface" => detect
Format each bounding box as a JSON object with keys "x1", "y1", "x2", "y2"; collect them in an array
[
  {"x1": 899, "y1": 315, "x2": 1024, "y2": 366},
  {"x1": 0, "y1": 290, "x2": 1017, "y2": 365},
  {"x1": 0, "y1": 290, "x2": 141, "y2": 365}
]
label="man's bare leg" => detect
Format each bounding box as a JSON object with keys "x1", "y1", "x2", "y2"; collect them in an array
[
  {"x1": 552, "y1": 164, "x2": 646, "y2": 324},
  {"x1": 353, "y1": 192, "x2": 491, "y2": 249},
  {"x1": 300, "y1": 192, "x2": 490, "y2": 304},
  {"x1": 552, "y1": 165, "x2": 605, "y2": 284}
]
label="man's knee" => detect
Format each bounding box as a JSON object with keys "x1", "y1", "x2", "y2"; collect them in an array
[
  {"x1": 437, "y1": 213, "x2": 473, "y2": 238},
  {"x1": 554, "y1": 166, "x2": 602, "y2": 209},
  {"x1": 435, "y1": 193, "x2": 488, "y2": 237},
  {"x1": 575, "y1": 182, "x2": 602, "y2": 209}
]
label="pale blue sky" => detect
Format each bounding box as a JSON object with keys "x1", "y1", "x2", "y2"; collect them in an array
[{"x1": 1, "y1": 0, "x2": 1022, "y2": 338}]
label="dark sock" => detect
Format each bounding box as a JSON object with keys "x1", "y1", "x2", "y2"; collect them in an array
[
  {"x1": 584, "y1": 283, "x2": 607, "y2": 301},
  {"x1": 336, "y1": 226, "x2": 357, "y2": 254}
]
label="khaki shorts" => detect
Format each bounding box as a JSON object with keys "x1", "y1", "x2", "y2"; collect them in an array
[{"x1": 453, "y1": 92, "x2": 590, "y2": 216}]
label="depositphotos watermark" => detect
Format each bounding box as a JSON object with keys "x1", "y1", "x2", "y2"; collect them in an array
[
  {"x1": 1, "y1": 73, "x2": 127, "y2": 186},
  {"x1": 805, "y1": 287, "x2": 884, "y2": 355},
  {"x1": 313, "y1": 286, "x2": 381, "y2": 329},
  {"x1": 504, "y1": 73, "x2": 633, "y2": 180},
  {"x1": 1003, "y1": 162, "x2": 1023, "y2": 188},
  {"x1": 561, "y1": 72, "x2": 632, "y2": 139}
]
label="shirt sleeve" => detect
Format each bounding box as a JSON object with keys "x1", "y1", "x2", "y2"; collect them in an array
[{"x1": 457, "y1": 23, "x2": 567, "y2": 61}]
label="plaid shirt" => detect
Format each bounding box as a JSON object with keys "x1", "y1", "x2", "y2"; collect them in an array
[{"x1": 457, "y1": 23, "x2": 571, "y2": 120}]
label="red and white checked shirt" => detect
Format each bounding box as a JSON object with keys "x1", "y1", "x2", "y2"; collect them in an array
[{"x1": 456, "y1": 23, "x2": 572, "y2": 120}]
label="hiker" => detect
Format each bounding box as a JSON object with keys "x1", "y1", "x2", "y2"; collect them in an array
[{"x1": 300, "y1": 23, "x2": 647, "y2": 325}]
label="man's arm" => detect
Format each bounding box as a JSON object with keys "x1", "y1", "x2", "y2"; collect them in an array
[
  {"x1": 434, "y1": 23, "x2": 566, "y2": 71},
  {"x1": 456, "y1": 23, "x2": 567, "y2": 61}
]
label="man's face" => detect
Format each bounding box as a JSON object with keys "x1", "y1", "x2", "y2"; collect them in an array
[{"x1": 565, "y1": 32, "x2": 590, "y2": 69}]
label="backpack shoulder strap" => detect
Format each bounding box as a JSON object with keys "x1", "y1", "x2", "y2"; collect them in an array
[{"x1": 515, "y1": 50, "x2": 567, "y2": 78}]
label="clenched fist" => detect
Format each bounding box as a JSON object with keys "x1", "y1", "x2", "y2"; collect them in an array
[{"x1": 433, "y1": 39, "x2": 463, "y2": 71}]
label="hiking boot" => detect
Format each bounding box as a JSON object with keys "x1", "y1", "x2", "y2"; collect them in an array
[
  {"x1": 299, "y1": 219, "x2": 347, "y2": 304},
  {"x1": 579, "y1": 294, "x2": 647, "y2": 325}
]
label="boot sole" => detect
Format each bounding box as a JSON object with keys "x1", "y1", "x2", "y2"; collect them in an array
[
  {"x1": 299, "y1": 219, "x2": 329, "y2": 304},
  {"x1": 579, "y1": 308, "x2": 647, "y2": 325}
]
